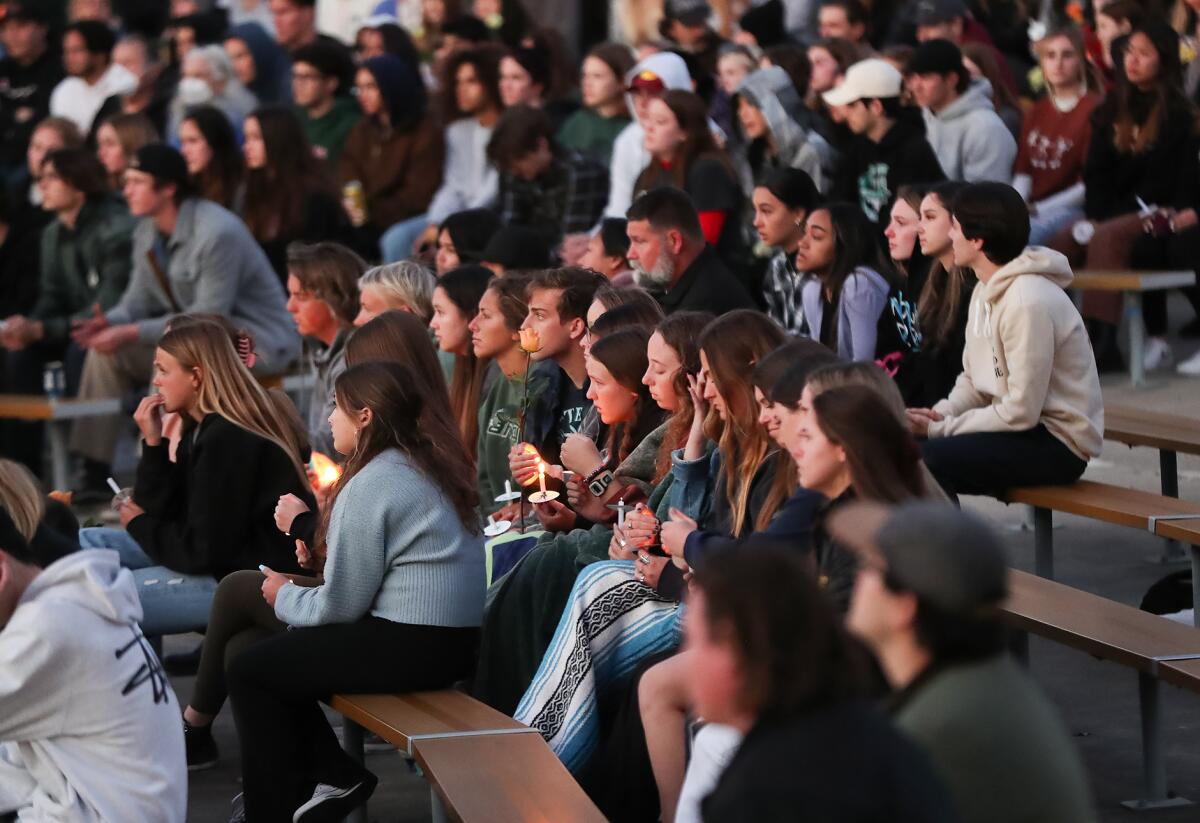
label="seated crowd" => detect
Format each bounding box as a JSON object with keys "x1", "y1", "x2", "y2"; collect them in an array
[{"x1": 1, "y1": 0, "x2": 1196, "y2": 819}]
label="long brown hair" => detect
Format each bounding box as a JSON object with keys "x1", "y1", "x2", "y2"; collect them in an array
[
  {"x1": 589, "y1": 327, "x2": 662, "y2": 463},
  {"x1": 242, "y1": 106, "x2": 335, "y2": 243},
  {"x1": 653, "y1": 311, "x2": 711, "y2": 483},
  {"x1": 700, "y1": 310, "x2": 789, "y2": 536},
  {"x1": 318, "y1": 362, "x2": 479, "y2": 548},
  {"x1": 634, "y1": 90, "x2": 734, "y2": 193},
  {"x1": 344, "y1": 311, "x2": 462, "y2": 464},
  {"x1": 917, "y1": 182, "x2": 972, "y2": 350},
  {"x1": 158, "y1": 321, "x2": 310, "y2": 486},
  {"x1": 811, "y1": 384, "x2": 925, "y2": 502},
  {"x1": 438, "y1": 266, "x2": 492, "y2": 457}
]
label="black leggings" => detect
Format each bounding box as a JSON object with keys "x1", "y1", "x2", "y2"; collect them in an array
[
  {"x1": 227, "y1": 617, "x2": 479, "y2": 822},
  {"x1": 920, "y1": 424, "x2": 1087, "y2": 498},
  {"x1": 190, "y1": 570, "x2": 285, "y2": 717}
]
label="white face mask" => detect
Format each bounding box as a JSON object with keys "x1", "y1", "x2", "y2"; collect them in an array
[{"x1": 178, "y1": 76, "x2": 214, "y2": 106}]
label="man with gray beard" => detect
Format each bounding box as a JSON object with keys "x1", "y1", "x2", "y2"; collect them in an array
[{"x1": 625, "y1": 187, "x2": 757, "y2": 316}]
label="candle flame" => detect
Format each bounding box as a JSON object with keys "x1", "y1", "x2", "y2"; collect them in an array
[{"x1": 310, "y1": 452, "x2": 342, "y2": 490}]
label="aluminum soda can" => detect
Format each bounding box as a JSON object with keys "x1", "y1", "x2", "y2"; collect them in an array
[{"x1": 343, "y1": 180, "x2": 367, "y2": 227}]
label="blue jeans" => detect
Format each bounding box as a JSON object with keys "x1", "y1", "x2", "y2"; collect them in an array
[
  {"x1": 380, "y1": 213, "x2": 429, "y2": 262},
  {"x1": 78, "y1": 527, "x2": 217, "y2": 636}
]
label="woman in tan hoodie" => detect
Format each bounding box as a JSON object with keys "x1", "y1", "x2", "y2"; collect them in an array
[{"x1": 906, "y1": 182, "x2": 1104, "y2": 498}]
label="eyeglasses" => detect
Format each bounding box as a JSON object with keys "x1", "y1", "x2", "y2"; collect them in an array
[
  {"x1": 352, "y1": 81, "x2": 378, "y2": 95},
  {"x1": 291, "y1": 70, "x2": 324, "y2": 83}
]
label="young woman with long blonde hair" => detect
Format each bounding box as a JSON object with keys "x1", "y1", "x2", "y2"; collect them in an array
[{"x1": 77, "y1": 320, "x2": 315, "y2": 639}]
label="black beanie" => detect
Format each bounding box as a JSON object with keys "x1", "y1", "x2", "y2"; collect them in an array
[{"x1": 482, "y1": 225, "x2": 554, "y2": 269}]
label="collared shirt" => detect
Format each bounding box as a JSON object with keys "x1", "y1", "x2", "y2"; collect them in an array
[{"x1": 496, "y1": 151, "x2": 609, "y2": 239}]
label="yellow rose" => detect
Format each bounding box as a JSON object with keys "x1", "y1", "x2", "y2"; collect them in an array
[{"x1": 519, "y1": 327, "x2": 542, "y2": 353}]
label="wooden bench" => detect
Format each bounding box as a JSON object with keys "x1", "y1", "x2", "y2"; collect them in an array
[
  {"x1": 1004, "y1": 569, "x2": 1200, "y2": 809},
  {"x1": 0, "y1": 394, "x2": 121, "y2": 489},
  {"x1": 1072, "y1": 270, "x2": 1195, "y2": 386},
  {"x1": 330, "y1": 690, "x2": 604, "y2": 823},
  {"x1": 1004, "y1": 480, "x2": 1200, "y2": 580}
]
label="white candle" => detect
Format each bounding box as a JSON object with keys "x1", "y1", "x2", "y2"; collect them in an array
[
  {"x1": 504, "y1": 480, "x2": 513, "y2": 497},
  {"x1": 106, "y1": 477, "x2": 123, "y2": 496},
  {"x1": 617, "y1": 497, "x2": 626, "y2": 529},
  {"x1": 537, "y1": 462, "x2": 547, "y2": 496},
  {"x1": 487, "y1": 514, "x2": 495, "y2": 527}
]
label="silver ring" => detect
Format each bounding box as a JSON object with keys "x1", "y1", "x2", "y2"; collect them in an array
[
  {"x1": 638, "y1": 554, "x2": 649, "y2": 565},
  {"x1": 619, "y1": 539, "x2": 627, "y2": 548},
  {"x1": 637, "y1": 572, "x2": 645, "y2": 583}
]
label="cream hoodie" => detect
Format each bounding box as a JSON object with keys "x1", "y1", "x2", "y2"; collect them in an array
[{"x1": 929, "y1": 247, "x2": 1104, "y2": 461}]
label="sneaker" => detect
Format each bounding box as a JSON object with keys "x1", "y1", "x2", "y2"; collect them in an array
[
  {"x1": 293, "y1": 773, "x2": 378, "y2": 823},
  {"x1": 229, "y1": 793, "x2": 245, "y2": 823},
  {"x1": 1177, "y1": 349, "x2": 1200, "y2": 376},
  {"x1": 184, "y1": 720, "x2": 219, "y2": 771},
  {"x1": 1144, "y1": 337, "x2": 1173, "y2": 371}
]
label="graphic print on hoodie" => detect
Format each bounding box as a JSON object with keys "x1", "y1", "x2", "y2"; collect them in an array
[
  {"x1": 0, "y1": 550, "x2": 187, "y2": 822},
  {"x1": 832, "y1": 113, "x2": 946, "y2": 224},
  {"x1": 921, "y1": 78, "x2": 1017, "y2": 183}
]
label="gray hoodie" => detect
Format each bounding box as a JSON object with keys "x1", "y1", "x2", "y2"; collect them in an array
[
  {"x1": 737, "y1": 67, "x2": 835, "y2": 193},
  {"x1": 921, "y1": 78, "x2": 1017, "y2": 183},
  {"x1": 0, "y1": 551, "x2": 187, "y2": 822},
  {"x1": 930, "y1": 247, "x2": 1103, "y2": 461}
]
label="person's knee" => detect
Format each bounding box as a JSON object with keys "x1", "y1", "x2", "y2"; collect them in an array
[{"x1": 213, "y1": 569, "x2": 265, "y2": 610}]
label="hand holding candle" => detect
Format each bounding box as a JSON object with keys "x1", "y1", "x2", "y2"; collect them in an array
[{"x1": 527, "y1": 460, "x2": 559, "y2": 504}]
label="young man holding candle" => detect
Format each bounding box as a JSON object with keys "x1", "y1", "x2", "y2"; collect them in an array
[{"x1": 508, "y1": 267, "x2": 606, "y2": 483}]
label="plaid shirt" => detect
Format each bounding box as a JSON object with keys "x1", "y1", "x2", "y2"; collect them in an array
[
  {"x1": 762, "y1": 249, "x2": 808, "y2": 335},
  {"x1": 497, "y1": 151, "x2": 609, "y2": 237}
]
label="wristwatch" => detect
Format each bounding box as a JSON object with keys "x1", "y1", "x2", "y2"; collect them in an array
[{"x1": 586, "y1": 464, "x2": 614, "y2": 497}]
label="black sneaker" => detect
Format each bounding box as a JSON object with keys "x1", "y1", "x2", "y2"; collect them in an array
[
  {"x1": 292, "y1": 773, "x2": 378, "y2": 823},
  {"x1": 185, "y1": 720, "x2": 219, "y2": 771},
  {"x1": 72, "y1": 459, "x2": 114, "y2": 506},
  {"x1": 1181, "y1": 317, "x2": 1200, "y2": 339}
]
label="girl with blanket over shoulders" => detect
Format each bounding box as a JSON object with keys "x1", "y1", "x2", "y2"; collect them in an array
[
  {"x1": 520, "y1": 311, "x2": 796, "y2": 783},
  {"x1": 470, "y1": 312, "x2": 710, "y2": 715},
  {"x1": 226, "y1": 362, "x2": 485, "y2": 822}
]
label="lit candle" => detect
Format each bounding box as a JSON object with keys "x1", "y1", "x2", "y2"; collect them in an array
[{"x1": 537, "y1": 462, "x2": 547, "y2": 497}]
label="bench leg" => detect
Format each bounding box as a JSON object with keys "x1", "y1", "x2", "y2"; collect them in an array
[
  {"x1": 1121, "y1": 673, "x2": 1192, "y2": 810},
  {"x1": 1126, "y1": 292, "x2": 1146, "y2": 387},
  {"x1": 1033, "y1": 507, "x2": 1054, "y2": 579},
  {"x1": 1157, "y1": 451, "x2": 1189, "y2": 566},
  {"x1": 431, "y1": 786, "x2": 450, "y2": 823},
  {"x1": 340, "y1": 718, "x2": 368, "y2": 823},
  {"x1": 48, "y1": 420, "x2": 71, "y2": 491}
]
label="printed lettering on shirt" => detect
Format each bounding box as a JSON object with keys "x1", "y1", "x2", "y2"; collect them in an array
[
  {"x1": 857, "y1": 162, "x2": 891, "y2": 223},
  {"x1": 116, "y1": 626, "x2": 171, "y2": 705},
  {"x1": 486, "y1": 412, "x2": 520, "y2": 443},
  {"x1": 560, "y1": 405, "x2": 584, "y2": 436},
  {"x1": 1026, "y1": 129, "x2": 1072, "y2": 171},
  {"x1": 889, "y1": 289, "x2": 922, "y2": 352}
]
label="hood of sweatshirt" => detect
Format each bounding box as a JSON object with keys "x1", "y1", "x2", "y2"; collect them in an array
[
  {"x1": 736, "y1": 66, "x2": 813, "y2": 155},
  {"x1": 229, "y1": 21, "x2": 290, "y2": 103},
  {"x1": 983, "y1": 246, "x2": 1074, "y2": 302},
  {"x1": 19, "y1": 549, "x2": 142, "y2": 626},
  {"x1": 364, "y1": 53, "x2": 426, "y2": 130},
  {"x1": 932, "y1": 77, "x2": 996, "y2": 123},
  {"x1": 624, "y1": 52, "x2": 693, "y2": 118}
]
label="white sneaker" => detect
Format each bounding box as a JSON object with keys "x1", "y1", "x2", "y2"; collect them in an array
[
  {"x1": 1178, "y1": 349, "x2": 1200, "y2": 376},
  {"x1": 1144, "y1": 337, "x2": 1173, "y2": 371}
]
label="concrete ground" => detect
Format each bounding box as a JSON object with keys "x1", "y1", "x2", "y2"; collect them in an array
[{"x1": 103, "y1": 303, "x2": 1200, "y2": 821}]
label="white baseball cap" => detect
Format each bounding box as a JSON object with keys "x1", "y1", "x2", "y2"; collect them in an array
[{"x1": 822, "y1": 58, "x2": 904, "y2": 107}]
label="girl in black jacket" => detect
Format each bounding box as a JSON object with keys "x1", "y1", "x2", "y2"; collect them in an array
[{"x1": 77, "y1": 320, "x2": 315, "y2": 638}]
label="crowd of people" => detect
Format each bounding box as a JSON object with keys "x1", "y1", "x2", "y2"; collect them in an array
[{"x1": 0, "y1": 0, "x2": 1196, "y2": 819}]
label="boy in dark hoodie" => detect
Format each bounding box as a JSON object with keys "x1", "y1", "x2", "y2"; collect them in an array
[{"x1": 824, "y1": 58, "x2": 946, "y2": 227}]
